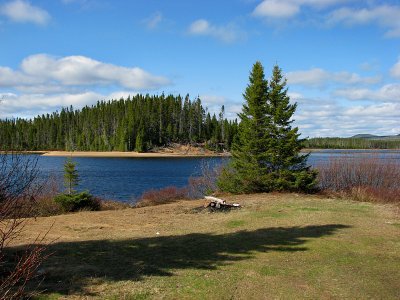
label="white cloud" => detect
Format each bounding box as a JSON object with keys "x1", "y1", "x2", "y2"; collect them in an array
[
  {"x1": 0, "y1": 0, "x2": 50, "y2": 25},
  {"x1": 200, "y1": 95, "x2": 226, "y2": 105},
  {"x1": 291, "y1": 93, "x2": 400, "y2": 137},
  {"x1": 344, "y1": 102, "x2": 400, "y2": 118},
  {"x1": 144, "y1": 12, "x2": 163, "y2": 29},
  {"x1": 0, "y1": 54, "x2": 171, "y2": 119},
  {"x1": 252, "y1": 1, "x2": 400, "y2": 39},
  {"x1": 286, "y1": 68, "x2": 381, "y2": 87},
  {"x1": 188, "y1": 19, "x2": 243, "y2": 43},
  {"x1": 335, "y1": 84, "x2": 400, "y2": 102},
  {"x1": 0, "y1": 66, "x2": 39, "y2": 86},
  {"x1": 199, "y1": 95, "x2": 244, "y2": 119},
  {"x1": 327, "y1": 5, "x2": 400, "y2": 38},
  {"x1": 390, "y1": 57, "x2": 400, "y2": 78},
  {"x1": 0, "y1": 54, "x2": 171, "y2": 92},
  {"x1": 200, "y1": 94, "x2": 226, "y2": 116},
  {"x1": 0, "y1": 91, "x2": 137, "y2": 118},
  {"x1": 252, "y1": 0, "x2": 349, "y2": 19},
  {"x1": 253, "y1": 0, "x2": 299, "y2": 18}
]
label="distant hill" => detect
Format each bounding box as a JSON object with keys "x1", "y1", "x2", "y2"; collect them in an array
[{"x1": 351, "y1": 134, "x2": 400, "y2": 141}]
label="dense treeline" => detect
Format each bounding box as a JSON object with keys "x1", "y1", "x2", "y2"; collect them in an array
[
  {"x1": 305, "y1": 137, "x2": 400, "y2": 149},
  {"x1": 0, "y1": 94, "x2": 238, "y2": 152}
]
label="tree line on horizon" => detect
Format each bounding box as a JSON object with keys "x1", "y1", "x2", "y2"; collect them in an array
[
  {"x1": 0, "y1": 94, "x2": 239, "y2": 152},
  {"x1": 305, "y1": 137, "x2": 400, "y2": 149}
]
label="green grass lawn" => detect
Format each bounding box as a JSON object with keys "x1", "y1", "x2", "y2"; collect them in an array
[{"x1": 12, "y1": 194, "x2": 399, "y2": 299}]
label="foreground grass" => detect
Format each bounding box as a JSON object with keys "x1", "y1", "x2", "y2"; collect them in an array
[{"x1": 9, "y1": 194, "x2": 400, "y2": 299}]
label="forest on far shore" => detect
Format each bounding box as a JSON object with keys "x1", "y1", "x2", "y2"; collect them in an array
[
  {"x1": 0, "y1": 94, "x2": 239, "y2": 152},
  {"x1": 305, "y1": 137, "x2": 400, "y2": 149},
  {"x1": 1, "y1": 94, "x2": 399, "y2": 152}
]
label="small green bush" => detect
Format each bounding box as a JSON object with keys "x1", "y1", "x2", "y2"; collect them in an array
[{"x1": 54, "y1": 191, "x2": 100, "y2": 212}]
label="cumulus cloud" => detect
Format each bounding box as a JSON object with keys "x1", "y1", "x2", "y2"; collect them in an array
[
  {"x1": 252, "y1": 0, "x2": 348, "y2": 19},
  {"x1": 344, "y1": 102, "x2": 400, "y2": 118},
  {"x1": 252, "y1": 1, "x2": 400, "y2": 38},
  {"x1": 0, "y1": 0, "x2": 50, "y2": 25},
  {"x1": 286, "y1": 68, "x2": 381, "y2": 87},
  {"x1": 327, "y1": 5, "x2": 400, "y2": 38},
  {"x1": 253, "y1": 0, "x2": 299, "y2": 18},
  {"x1": 0, "y1": 54, "x2": 171, "y2": 118},
  {"x1": 291, "y1": 93, "x2": 400, "y2": 137},
  {"x1": 0, "y1": 90, "x2": 137, "y2": 118},
  {"x1": 335, "y1": 84, "x2": 400, "y2": 102},
  {"x1": 0, "y1": 54, "x2": 171, "y2": 92},
  {"x1": 188, "y1": 19, "x2": 244, "y2": 43}
]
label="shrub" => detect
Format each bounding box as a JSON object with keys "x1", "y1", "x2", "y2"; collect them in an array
[
  {"x1": 0, "y1": 153, "x2": 49, "y2": 299},
  {"x1": 135, "y1": 186, "x2": 188, "y2": 207},
  {"x1": 54, "y1": 191, "x2": 100, "y2": 212},
  {"x1": 316, "y1": 155, "x2": 400, "y2": 203},
  {"x1": 29, "y1": 175, "x2": 63, "y2": 217},
  {"x1": 188, "y1": 160, "x2": 224, "y2": 198}
]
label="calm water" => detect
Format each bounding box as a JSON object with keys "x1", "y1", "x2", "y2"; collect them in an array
[{"x1": 27, "y1": 150, "x2": 400, "y2": 202}]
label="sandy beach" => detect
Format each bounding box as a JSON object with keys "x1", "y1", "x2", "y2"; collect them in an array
[{"x1": 41, "y1": 150, "x2": 230, "y2": 158}]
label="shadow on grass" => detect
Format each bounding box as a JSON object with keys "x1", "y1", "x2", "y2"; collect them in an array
[{"x1": 12, "y1": 224, "x2": 350, "y2": 296}]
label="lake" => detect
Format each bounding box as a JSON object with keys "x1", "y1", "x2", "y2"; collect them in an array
[{"x1": 28, "y1": 150, "x2": 400, "y2": 202}]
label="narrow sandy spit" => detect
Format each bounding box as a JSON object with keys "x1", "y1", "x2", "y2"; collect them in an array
[{"x1": 41, "y1": 151, "x2": 230, "y2": 158}]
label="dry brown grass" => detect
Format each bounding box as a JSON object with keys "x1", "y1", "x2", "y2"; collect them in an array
[{"x1": 6, "y1": 193, "x2": 400, "y2": 300}]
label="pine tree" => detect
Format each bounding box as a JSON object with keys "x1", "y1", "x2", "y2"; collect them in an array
[
  {"x1": 135, "y1": 128, "x2": 145, "y2": 152},
  {"x1": 218, "y1": 62, "x2": 317, "y2": 193},
  {"x1": 264, "y1": 65, "x2": 317, "y2": 191},
  {"x1": 218, "y1": 61, "x2": 271, "y2": 192},
  {"x1": 64, "y1": 157, "x2": 79, "y2": 195}
]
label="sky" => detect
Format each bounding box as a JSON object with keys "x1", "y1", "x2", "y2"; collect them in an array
[{"x1": 0, "y1": 0, "x2": 399, "y2": 137}]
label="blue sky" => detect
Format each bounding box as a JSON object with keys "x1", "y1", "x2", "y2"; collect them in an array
[{"x1": 0, "y1": 0, "x2": 399, "y2": 137}]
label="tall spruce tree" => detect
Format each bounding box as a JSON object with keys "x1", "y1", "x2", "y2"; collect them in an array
[
  {"x1": 218, "y1": 61, "x2": 270, "y2": 192},
  {"x1": 218, "y1": 62, "x2": 317, "y2": 193},
  {"x1": 264, "y1": 65, "x2": 317, "y2": 191}
]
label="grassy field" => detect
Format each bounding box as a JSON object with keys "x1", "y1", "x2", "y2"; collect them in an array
[{"x1": 9, "y1": 194, "x2": 400, "y2": 299}]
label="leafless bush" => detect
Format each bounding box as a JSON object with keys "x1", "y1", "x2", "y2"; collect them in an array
[
  {"x1": 316, "y1": 155, "x2": 400, "y2": 203},
  {"x1": 188, "y1": 160, "x2": 223, "y2": 198},
  {"x1": 17, "y1": 174, "x2": 63, "y2": 218},
  {"x1": 135, "y1": 186, "x2": 188, "y2": 207},
  {"x1": 0, "y1": 153, "x2": 50, "y2": 299}
]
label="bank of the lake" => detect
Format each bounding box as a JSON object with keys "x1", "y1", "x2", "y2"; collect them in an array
[
  {"x1": 10, "y1": 193, "x2": 400, "y2": 299},
  {"x1": 41, "y1": 150, "x2": 229, "y2": 158},
  {"x1": 23, "y1": 149, "x2": 400, "y2": 202}
]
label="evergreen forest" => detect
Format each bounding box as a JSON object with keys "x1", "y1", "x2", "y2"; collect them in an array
[
  {"x1": 0, "y1": 94, "x2": 238, "y2": 152},
  {"x1": 305, "y1": 137, "x2": 400, "y2": 149}
]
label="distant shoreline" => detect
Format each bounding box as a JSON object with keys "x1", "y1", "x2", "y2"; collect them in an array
[
  {"x1": 1, "y1": 148, "x2": 399, "y2": 158},
  {"x1": 40, "y1": 151, "x2": 230, "y2": 158},
  {"x1": 302, "y1": 148, "x2": 400, "y2": 152}
]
